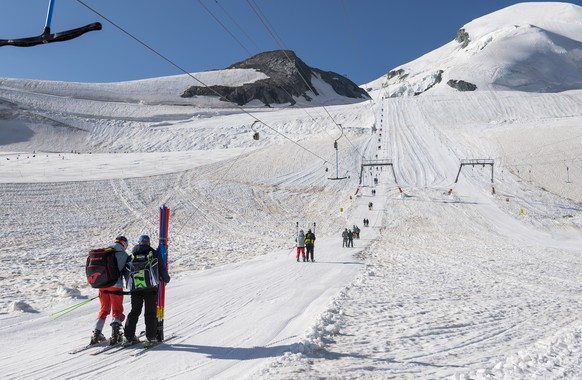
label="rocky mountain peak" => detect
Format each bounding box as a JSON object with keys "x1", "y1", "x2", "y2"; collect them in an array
[{"x1": 182, "y1": 50, "x2": 369, "y2": 106}]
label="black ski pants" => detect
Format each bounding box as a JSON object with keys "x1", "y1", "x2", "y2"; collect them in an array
[
  {"x1": 306, "y1": 244, "x2": 314, "y2": 261},
  {"x1": 124, "y1": 288, "x2": 158, "y2": 341}
]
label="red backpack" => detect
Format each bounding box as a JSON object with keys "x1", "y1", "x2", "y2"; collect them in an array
[{"x1": 86, "y1": 248, "x2": 120, "y2": 288}]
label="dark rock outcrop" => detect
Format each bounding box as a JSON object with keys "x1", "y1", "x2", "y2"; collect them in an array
[
  {"x1": 181, "y1": 50, "x2": 369, "y2": 106},
  {"x1": 456, "y1": 28, "x2": 470, "y2": 48},
  {"x1": 447, "y1": 79, "x2": 477, "y2": 91}
]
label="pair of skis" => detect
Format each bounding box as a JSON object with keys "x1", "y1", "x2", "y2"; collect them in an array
[
  {"x1": 95, "y1": 333, "x2": 178, "y2": 357},
  {"x1": 68, "y1": 331, "x2": 145, "y2": 355},
  {"x1": 157, "y1": 205, "x2": 170, "y2": 341},
  {"x1": 295, "y1": 221, "x2": 316, "y2": 234}
]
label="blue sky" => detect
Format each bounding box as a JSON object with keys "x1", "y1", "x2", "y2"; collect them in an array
[{"x1": 0, "y1": 0, "x2": 581, "y2": 85}]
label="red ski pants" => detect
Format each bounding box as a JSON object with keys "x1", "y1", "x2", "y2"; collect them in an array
[
  {"x1": 296, "y1": 246, "x2": 305, "y2": 259},
  {"x1": 97, "y1": 287, "x2": 125, "y2": 323}
]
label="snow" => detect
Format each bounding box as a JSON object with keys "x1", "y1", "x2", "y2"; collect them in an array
[
  {"x1": 365, "y1": 2, "x2": 582, "y2": 95},
  {"x1": 3, "y1": 2, "x2": 582, "y2": 379}
]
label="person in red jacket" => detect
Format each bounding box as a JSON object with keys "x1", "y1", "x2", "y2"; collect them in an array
[{"x1": 90, "y1": 236, "x2": 128, "y2": 345}]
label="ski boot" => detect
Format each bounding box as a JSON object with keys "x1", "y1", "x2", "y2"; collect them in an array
[
  {"x1": 109, "y1": 322, "x2": 122, "y2": 345},
  {"x1": 144, "y1": 338, "x2": 158, "y2": 348},
  {"x1": 90, "y1": 329, "x2": 106, "y2": 345},
  {"x1": 121, "y1": 335, "x2": 141, "y2": 346}
]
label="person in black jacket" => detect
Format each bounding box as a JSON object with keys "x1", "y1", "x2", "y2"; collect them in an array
[
  {"x1": 122, "y1": 235, "x2": 170, "y2": 346},
  {"x1": 304, "y1": 229, "x2": 316, "y2": 262}
]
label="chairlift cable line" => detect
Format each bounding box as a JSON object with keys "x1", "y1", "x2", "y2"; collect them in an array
[
  {"x1": 340, "y1": 0, "x2": 387, "y2": 131},
  {"x1": 197, "y1": 0, "x2": 253, "y2": 56},
  {"x1": 213, "y1": 0, "x2": 262, "y2": 52},
  {"x1": 202, "y1": 0, "x2": 366, "y2": 171},
  {"x1": 197, "y1": 0, "x2": 354, "y2": 167},
  {"x1": 75, "y1": 0, "x2": 331, "y2": 239},
  {"x1": 244, "y1": 0, "x2": 364, "y2": 159},
  {"x1": 75, "y1": 0, "x2": 330, "y2": 166},
  {"x1": 246, "y1": 0, "x2": 287, "y2": 49},
  {"x1": 203, "y1": 0, "x2": 341, "y2": 160}
]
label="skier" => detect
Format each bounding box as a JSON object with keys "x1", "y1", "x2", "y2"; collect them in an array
[
  {"x1": 123, "y1": 235, "x2": 171, "y2": 347},
  {"x1": 295, "y1": 229, "x2": 306, "y2": 262},
  {"x1": 352, "y1": 225, "x2": 360, "y2": 239},
  {"x1": 347, "y1": 229, "x2": 354, "y2": 247},
  {"x1": 342, "y1": 228, "x2": 349, "y2": 247},
  {"x1": 304, "y1": 228, "x2": 316, "y2": 262},
  {"x1": 91, "y1": 236, "x2": 128, "y2": 345}
]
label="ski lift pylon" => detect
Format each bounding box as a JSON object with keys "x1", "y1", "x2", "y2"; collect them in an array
[
  {"x1": 328, "y1": 133, "x2": 347, "y2": 180},
  {"x1": 251, "y1": 120, "x2": 260, "y2": 140},
  {"x1": 0, "y1": 0, "x2": 102, "y2": 47}
]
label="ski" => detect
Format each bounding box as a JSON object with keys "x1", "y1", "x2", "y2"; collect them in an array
[
  {"x1": 131, "y1": 334, "x2": 178, "y2": 357},
  {"x1": 68, "y1": 340, "x2": 108, "y2": 355},
  {"x1": 157, "y1": 204, "x2": 170, "y2": 341},
  {"x1": 91, "y1": 331, "x2": 145, "y2": 356}
]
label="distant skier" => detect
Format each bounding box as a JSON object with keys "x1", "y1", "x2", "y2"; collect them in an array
[
  {"x1": 347, "y1": 229, "x2": 354, "y2": 248},
  {"x1": 295, "y1": 230, "x2": 306, "y2": 262},
  {"x1": 352, "y1": 225, "x2": 360, "y2": 238},
  {"x1": 304, "y1": 229, "x2": 316, "y2": 262},
  {"x1": 342, "y1": 228, "x2": 349, "y2": 247}
]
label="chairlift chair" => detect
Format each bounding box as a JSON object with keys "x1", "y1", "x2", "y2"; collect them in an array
[{"x1": 0, "y1": 0, "x2": 102, "y2": 47}]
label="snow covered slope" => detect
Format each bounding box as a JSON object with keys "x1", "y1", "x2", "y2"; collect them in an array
[
  {"x1": 2, "y1": 2, "x2": 582, "y2": 379},
  {"x1": 366, "y1": 2, "x2": 582, "y2": 96}
]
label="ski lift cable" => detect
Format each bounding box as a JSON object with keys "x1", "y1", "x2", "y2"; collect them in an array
[
  {"x1": 197, "y1": 0, "x2": 253, "y2": 56},
  {"x1": 213, "y1": 0, "x2": 262, "y2": 52},
  {"x1": 246, "y1": 0, "x2": 287, "y2": 49},
  {"x1": 339, "y1": 0, "x2": 365, "y2": 92},
  {"x1": 75, "y1": 0, "x2": 330, "y2": 166},
  {"x1": 244, "y1": 0, "x2": 364, "y2": 159},
  {"x1": 204, "y1": 0, "x2": 365, "y2": 166},
  {"x1": 339, "y1": 0, "x2": 382, "y2": 134},
  {"x1": 75, "y1": 1, "x2": 332, "y2": 238},
  {"x1": 201, "y1": 0, "x2": 343, "y2": 161},
  {"x1": 245, "y1": 2, "x2": 346, "y2": 137},
  {"x1": 197, "y1": 0, "x2": 356, "y2": 167}
]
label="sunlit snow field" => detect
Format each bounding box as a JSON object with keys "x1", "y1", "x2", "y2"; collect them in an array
[{"x1": 3, "y1": 3, "x2": 582, "y2": 379}]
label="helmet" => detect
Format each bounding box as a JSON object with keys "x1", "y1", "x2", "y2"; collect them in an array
[
  {"x1": 115, "y1": 236, "x2": 128, "y2": 248},
  {"x1": 308, "y1": 229, "x2": 311, "y2": 233},
  {"x1": 137, "y1": 235, "x2": 150, "y2": 245}
]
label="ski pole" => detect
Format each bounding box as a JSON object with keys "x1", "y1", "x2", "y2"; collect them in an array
[{"x1": 49, "y1": 295, "x2": 98, "y2": 320}]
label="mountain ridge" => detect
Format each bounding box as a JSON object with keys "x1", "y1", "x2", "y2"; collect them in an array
[
  {"x1": 365, "y1": 2, "x2": 582, "y2": 97},
  {"x1": 181, "y1": 50, "x2": 370, "y2": 106}
]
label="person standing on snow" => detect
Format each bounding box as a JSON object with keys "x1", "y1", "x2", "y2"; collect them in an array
[
  {"x1": 347, "y1": 229, "x2": 354, "y2": 247},
  {"x1": 342, "y1": 228, "x2": 349, "y2": 247},
  {"x1": 123, "y1": 235, "x2": 170, "y2": 347},
  {"x1": 91, "y1": 236, "x2": 129, "y2": 345},
  {"x1": 304, "y1": 228, "x2": 316, "y2": 262},
  {"x1": 296, "y1": 229, "x2": 306, "y2": 262}
]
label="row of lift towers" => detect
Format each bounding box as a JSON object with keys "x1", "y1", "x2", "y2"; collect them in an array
[
  {"x1": 356, "y1": 157, "x2": 495, "y2": 193},
  {"x1": 327, "y1": 96, "x2": 496, "y2": 191}
]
